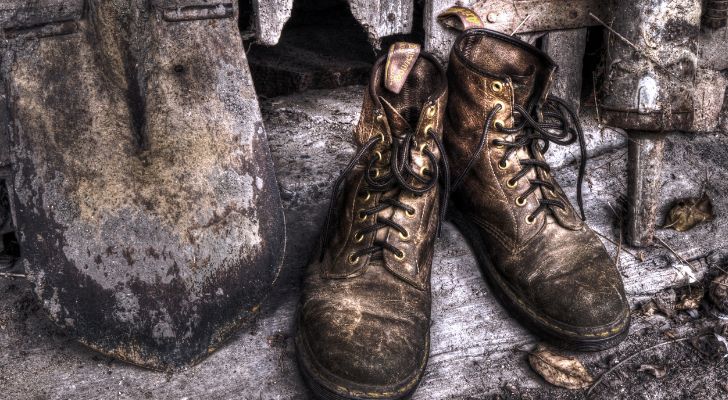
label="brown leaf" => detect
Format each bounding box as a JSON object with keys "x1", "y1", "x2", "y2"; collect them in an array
[
  {"x1": 638, "y1": 364, "x2": 667, "y2": 378},
  {"x1": 528, "y1": 345, "x2": 593, "y2": 389},
  {"x1": 675, "y1": 285, "x2": 705, "y2": 311},
  {"x1": 710, "y1": 274, "x2": 728, "y2": 313},
  {"x1": 664, "y1": 192, "x2": 715, "y2": 232}
]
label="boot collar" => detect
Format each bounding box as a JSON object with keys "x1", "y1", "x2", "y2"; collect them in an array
[{"x1": 451, "y1": 28, "x2": 557, "y2": 112}]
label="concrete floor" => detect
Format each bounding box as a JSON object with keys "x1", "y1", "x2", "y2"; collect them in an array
[{"x1": 2, "y1": 86, "x2": 728, "y2": 399}]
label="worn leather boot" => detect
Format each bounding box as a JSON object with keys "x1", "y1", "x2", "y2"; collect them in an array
[
  {"x1": 296, "y1": 43, "x2": 448, "y2": 400},
  {"x1": 444, "y1": 28, "x2": 630, "y2": 350}
]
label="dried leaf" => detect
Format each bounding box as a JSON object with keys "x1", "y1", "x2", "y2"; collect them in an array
[
  {"x1": 664, "y1": 192, "x2": 714, "y2": 232},
  {"x1": 528, "y1": 345, "x2": 593, "y2": 389},
  {"x1": 710, "y1": 274, "x2": 728, "y2": 313},
  {"x1": 638, "y1": 364, "x2": 667, "y2": 378},
  {"x1": 675, "y1": 285, "x2": 704, "y2": 311},
  {"x1": 715, "y1": 333, "x2": 728, "y2": 354}
]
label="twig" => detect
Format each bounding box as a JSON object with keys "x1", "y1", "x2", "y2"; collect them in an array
[
  {"x1": 593, "y1": 230, "x2": 640, "y2": 261},
  {"x1": 511, "y1": 14, "x2": 531, "y2": 36},
  {"x1": 589, "y1": 13, "x2": 674, "y2": 77},
  {"x1": 655, "y1": 236, "x2": 697, "y2": 272},
  {"x1": 592, "y1": 72, "x2": 601, "y2": 124},
  {"x1": 0, "y1": 272, "x2": 26, "y2": 278},
  {"x1": 586, "y1": 337, "x2": 694, "y2": 397}
]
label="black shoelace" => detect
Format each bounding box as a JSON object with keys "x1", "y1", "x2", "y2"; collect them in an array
[
  {"x1": 452, "y1": 95, "x2": 587, "y2": 222},
  {"x1": 319, "y1": 124, "x2": 449, "y2": 262}
]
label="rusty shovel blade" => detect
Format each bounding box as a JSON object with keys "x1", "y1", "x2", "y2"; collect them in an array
[{"x1": 2, "y1": 0, "x2": 285, "y2": 370}]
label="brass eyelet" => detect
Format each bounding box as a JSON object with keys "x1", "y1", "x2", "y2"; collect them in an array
[
  {"x1": 372, "y1": 168, "x2": 380, "y2": 178},
  {"x1": 362, "y1": 191, "x2": 371, "y2": 201},
  {"x1": 376, "y1": 113, "x2": 385, "y2": 123},
  {"x1": 395, "y1": 251, "x2": 405, "y2": 261},
  {"x1": 494, "y1": 120, "x2": 505, "y2": 130},
  {"x1": 419, "y1": 143, "x2": 429, "y2": 153},
  {"x1": 354, "y1": 232, "x2": 364, "y2": 243},
  {"x1": 348, "y1": 253, "x2": 360, "y2": 264},
  {"x1": 515, "y1": 196, "x2": 527, "y2": 207},
  {"x1": 377, "y1": 133, "x2": 386, "y2": 143},
  {"x1": 399, "y1": 231, "x2": 409, "y2": 240},
  {"x1": 525, "y1": 215, "x2": 536, "y2": 224},
  {"x1": 405, "y1": 208, "x2": 416, "y2": 218},
  {"x1": 498, "y1": 160, "x2": 509, "y2": 170},
  {"x1": 506, "y1": 179, "x2": 518, "y2": 189},
  {"x1": 427, "y1": 105, "x2": 436, "y2": 118},
  {"x1": 419, "y1": 166, "x2": 430, "y2": 176},
  {"x1": 424, "y1": 123, "x2": 435, "y2": 134},
  {"x1": 491, "y1": 81, "x2": 504, "y2": 92},
  {"x1": 358, "y1": 210, "x2": 368, "y2": 221},
  {"x1": 494, "y1": 101, "x2": 505, "y2": 111},
  {"x1": 374, "y1": 151, "x2": 382, "y2": 161}
]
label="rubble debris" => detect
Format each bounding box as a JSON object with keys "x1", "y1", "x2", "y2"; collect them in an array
[
  {"x1": 638, "y1": 364, "x2": 667, "y2": 378},
  {"x1": 664, "y1": 193, "x2": 715, "y2": 232},
  {"x1": 528, "y1": 345, "x2": 593, "y2": 389},
  {"x1": 710, "y1": 274, "x2": 728, "y2": 313},
  {"x1": 690, "y1": 327, "x2": 728, "y2": 360}
]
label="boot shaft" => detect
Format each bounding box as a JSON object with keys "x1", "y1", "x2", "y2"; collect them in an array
[
  {"x1": 445, "y1": 29, "x2": 584, "y2": 244},
  {"x1": 321, "y1": 43, "x2": 448, "y2": 288}
]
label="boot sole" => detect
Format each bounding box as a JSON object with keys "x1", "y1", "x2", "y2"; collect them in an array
[
  {"x1": 295, "y1": 325, "x2": 429, "y2": 400},
  {"x1": 448, "y1": 207, "x2": 630, "y2": 352}
]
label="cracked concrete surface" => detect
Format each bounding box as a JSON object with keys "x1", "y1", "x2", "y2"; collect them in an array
[{"x1": 2, "y1": 86, "x2": 728, "y2": 399}]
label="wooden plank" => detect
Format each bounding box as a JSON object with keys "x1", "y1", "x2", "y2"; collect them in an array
[
  {"x1": 626, "y1": 132, "x2": 665, "y2": 247},
  {"x1": 541, "y1": 28, "x2": 587, "y2": 113},
  {"x1": 424, "y1": 0, "x2": 604, "y2": 62}
]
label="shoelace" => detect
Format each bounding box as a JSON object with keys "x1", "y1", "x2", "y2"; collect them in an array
[
  {"x1": 452, "y1": 95, "x2": 587, "y2": 222},
  {"x1": 319, "y1": 124, "x2": 449, "y2": 262}
]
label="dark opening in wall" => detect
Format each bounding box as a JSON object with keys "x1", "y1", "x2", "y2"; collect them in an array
[
  {"x1": 245, "y1": 0, "x2": 376, "y2": 98},
  {"x1": 0, "y1": 179, "x2": 19, "y2": 271},
  {"x1": 580, "y1": 26, "x2": 607, "y2": 108}
]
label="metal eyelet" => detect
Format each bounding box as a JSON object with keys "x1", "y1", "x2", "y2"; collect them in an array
[
  {"x1": 362, "y1": 191, "x2": 371, "y2": 201},
  {"x1": 419, "y1": 166, "x2": 430, "y2": 176},
  {"x1": 424, "y1": 123, "x2": 435, "y2": 134},
  {"x1": 515, "y1": 196, "x2": 527, "y2": 207},
  {"x1": 419, "y1": 143, "x2": 429, "y2": 152},
  {"x1": 395, "y1": 251, "x2": 405, "y2": 261},
  {"x1": 405, "y1": 208, "x2": 416, "y2": 218},
  {"x1": 491, "y1": 81, "x2": 504, "y2": 92},
  {"x1": 494, "y1": 120, "x2": 505, "y2": 130},
  {"x1": 494, "y1": 101, "x2": 505, "y2": 111},
  {"x1": 348, "y1": 253, "x2": 360, "y2": 264},
  {"x1": 376, "y1": 113, "x2": 385, "y2": 123},
  {"x1": 506, "y1": 179, "x2": 518, "y2": 189},
  {"x1": 358, "y1": 210, "x2": 368, "y2": 221},
  {"x1": 525, "y1": 215, "x2": 536, "y2": 224},
  {"x1": 426, "y1": 105, "x2": 436, "y2": 118},
  {"x1": 372, "y1": 168, "x2": 380, "y2": 178},
  {"x1": 399, "y1": 231, "x2": 409, "y2": 240},
  {"x1": 377, "y1": 133, "x2": 386, "y2": 143},
  {"x1": 498, "y1": 160, "x2": 509, "y2": 170},
  {"x1": 354, "y1": 232, "x2": 364, "y2": 243},
  {"x1": 374, "y1": 151, "x2": 382, "y2": 161}
]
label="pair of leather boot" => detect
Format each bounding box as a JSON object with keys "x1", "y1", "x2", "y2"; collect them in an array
[{"x1": 296, "y1": 27, "x2": 630, "y2": 400}]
